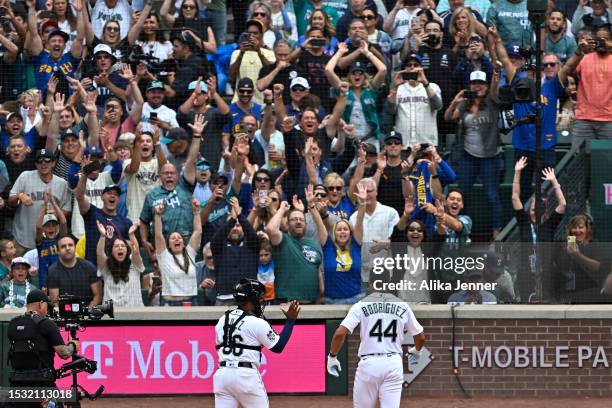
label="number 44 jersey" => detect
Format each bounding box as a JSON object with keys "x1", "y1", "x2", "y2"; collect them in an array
[
  {"x1": 215, "y1": 309, "x2": 279, "y2": 366},
  {"x1": 340, "y1": 293, "x2": 423, "y2": 356}
]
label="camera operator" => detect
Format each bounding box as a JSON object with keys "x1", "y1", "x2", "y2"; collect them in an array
[
  {"x1": 7, "y1": 289, "x2": 79, "y2": 405},
  {"x1": 490, "y1": 25, "x2": 585, "y2": 200}
]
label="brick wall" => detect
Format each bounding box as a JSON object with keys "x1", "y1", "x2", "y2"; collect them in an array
[{"x1": 347, "y1": 318, "x2": 612, "y2": 397}]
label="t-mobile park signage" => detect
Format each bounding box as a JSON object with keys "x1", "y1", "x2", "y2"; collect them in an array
[
  {"x1": 452, "y1": 346, "x2": 611, "y2": 368},
  {"x1": 55, "y1": 325, "x2": 326, "y2": 394}
]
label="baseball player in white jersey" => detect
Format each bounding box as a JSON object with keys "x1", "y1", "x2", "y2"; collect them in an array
[
  {"x1": 327, "y1": 293, "x2": 425, "y2": 407},
  {"x1": 214, "y1": 278, "x2": 300, "y2": 408}
]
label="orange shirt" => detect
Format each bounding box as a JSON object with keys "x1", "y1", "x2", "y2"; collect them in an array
[{"x1": 575, "y1": 53, "x2": 612, "y2": 122}]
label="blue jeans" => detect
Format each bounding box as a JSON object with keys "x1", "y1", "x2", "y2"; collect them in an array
[
  {"x1": 206, "y1": 9, "x2": 227, "y2": 46},
  {"x1": 458, "y1": 152, "x2": 504, "y2": 229},
  {"x1": 514, "y1": 148, "x2": 557, "y2": 201},
  {"x1": 325, "y1": 292, "x2": 366, "y2": 305}
]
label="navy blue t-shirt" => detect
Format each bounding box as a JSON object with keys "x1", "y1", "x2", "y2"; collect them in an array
[
  {"x1": 32, "y1": 51, "x2": 80, "y2": 93},
  {"x1": 83, "y1": 205, "x2": 132, "y2": 266},
  {"x1": 512, "y1": 75, "x2": 565, "y2": 152}
]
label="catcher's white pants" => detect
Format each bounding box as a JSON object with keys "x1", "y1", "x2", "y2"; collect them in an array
[
  {"x1": 214, "y1": 366, "x2": 269, "y2": 408},
  {"x1": 353, "y1": 354, "x2": 403, "y2": 408}
]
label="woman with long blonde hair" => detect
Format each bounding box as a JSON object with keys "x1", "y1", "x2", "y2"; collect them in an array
[{"x1": 448, "y1": 6, "x2": 487, "y2": 55}]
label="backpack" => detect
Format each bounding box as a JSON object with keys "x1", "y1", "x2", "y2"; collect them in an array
[{"x1": 7, "y1": 314, "x2": 56, "y2": 385}]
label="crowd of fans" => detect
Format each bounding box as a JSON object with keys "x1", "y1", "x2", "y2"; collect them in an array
[{"x1": 0, "y1": 0, "x2": 610, "y2": 308}]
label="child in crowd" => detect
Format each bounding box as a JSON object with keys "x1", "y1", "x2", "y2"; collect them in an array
[
  {"x1": 0, "y1": 258, "x2": 36, "y2": 308},
  {"x1": 0, "y1": 240, "x2": 17, "y2": 283},
  {"x1": 35, "y1": 192, "x2": 68, "y2": 291},
  {"x1": 257, "y1": 239, "x2": 275, "y2": 303}
]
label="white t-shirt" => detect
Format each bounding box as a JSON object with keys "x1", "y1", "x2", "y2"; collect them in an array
[
  {"x1": 395, "y1": 82, "x2": 441, "y2": 147},
  {"x1": 98, "y1": 259, "x2": 145, "y2": 307},
  {"x1": 91, "y1": 0, "x2": 133, "y2": 40},
  {"x1": 215, "y1": 309, "x2": 279, "y2": 366},
  {"x1": 158, "y1": 246, "x2": 197, "y2": 297},
  {"x1": 390, "y1": 8, "x2": 421, "y2": 40},
  {"x1": 123, "y1": 158, "x2": 160, "y2": 223},
  {"x1": 72, "y1": 172, "x2": 115, "y2": 238},
  {"x1": 141, "y1": 103, "x2": 180, "y2": 136},
  {"x1": 340, "y1": 293, "x2": 423, "y2": 356},
  {"x1": 350, "y1": 202, "x2": 399, "y2": 282},
  {"x1": 135, "y1": 40, "x2": 174, "y2": 62},
  {"x1": 10, "y1": 172, "x2": 72, "y2": 249}
]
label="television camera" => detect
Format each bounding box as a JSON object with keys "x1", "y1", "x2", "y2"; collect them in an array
[
  {"x1": 49, "y1": 296, "x2": 114, "y2": 403},
  {"x1": 498, "y1": 77, "x2": 537, "y2": 134}
]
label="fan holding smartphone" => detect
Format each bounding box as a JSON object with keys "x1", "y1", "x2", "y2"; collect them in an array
[{"x1": 388, "y1": 53, "x2": 442, "y2": 148}]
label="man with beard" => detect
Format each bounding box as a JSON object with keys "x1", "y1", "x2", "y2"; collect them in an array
[
  {"x1": 139, "y1": 115, "x2": 204, "y2": 258},
  {"x1": 571, "y1": 25, "x2": 612, "y2": 150},
  {"x1": 69, "y1": 145, "x2": 122, "y2": 238},
  {"x1": 87, "y1": 44, "x2": 128, "y2": 105},
  {"x1": 76, "y1": 177, "x2": 132, "y2": 266},
  {"x1": 210, "y1": 198, "x2": 260, "y2": 306},
  {"x1": 266, "y1": 200, "x2": 324, "y2": 304},
  {"x1": 8, "y1": 149, "x2": 72, "y2": 255},
  {"x1": 26, "y1": 0, "x2": 85, "y2": 93},
  {"x1": 224, "y1": 78, "x2": 263, "y2": 137},
  {"x1": 142, "y1": 81, "x2": 180, "y2": 136},
  {"x1": 545, "y1": 9, "x2": 577, "y2": 61},
  {"x1": 294, "y1": 27, "x2": 333, "y2": 111},
  {"x1": 47, "y1": 235, "x2": 101, "y2": 306},
  {"x1": 178, "y1": 77, "x2": 230, "y2": 171},
  {"x1": 337, "y1": 18, "x2": 385, "y2": 76},
  {"x1": 193, "y1": 158, "x2": 213, "y2": 204}
]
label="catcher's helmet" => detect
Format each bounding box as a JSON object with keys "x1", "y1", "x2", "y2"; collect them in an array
[{"x1": 233, "y1": 278, "x2": 266, "y2": 316}]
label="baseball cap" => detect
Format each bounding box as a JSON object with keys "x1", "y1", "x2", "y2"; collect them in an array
[
  {"x1": 147, "y1": 81, "x2": 165, "y2": 92},
  {"x1": 41, "y1": 20, "x2": 59, "y2": 33},
  {"x1": 402, "y1": 53, "x2": 423, "y2": 67},
  {"x1": 212, "y1": 173, "x2": 229, "y2": 185},
  {"x1": 349, "y1": 61, "x2": 366, "y2": 74},
  {"x1": 93, "y1": 44, "x2": 116, "y2": 60},
  {"x1": 85, "y1": 145, "x2": 104, "y2": 158},
  {"x1": 6, "y1": 112, "x2": 23, "y2": 122},
  {"x1": 35, "y1": 149, "x2": 54, "y2": 160},
  {"x1": 48, "y1": 29, "x2": 69, "y2": 42},
  {"x1": 290, "y1": 76, "x2": 310, "y2": 90},
  {"x1": 363, "y1": 143, "x2": 377, "y2": 156},
  {"x1": 161, "y1": 128, "x2": 190, "y2": 145},
  {"x1": 42, "y1": 214, "x2": 59, "y2": 226},
  {"x1": 384, "y1": 131, "x2": 402, "y2": 144},
  {"x1": 60, "y1": 130, "x2": 78, "y2": 141},
  {"x1": 196, "y1": 157, "x2": 211, "y2": 168},
  {"x1": 26, "y1": 289, "x2": 51, "y2": 305},
  {"x1": 506, "y1": 45, "x2": 523, "y2": 59},
  {"x1": 237, "y1": 77, "x2": 255, "y2": 91},
  {"x1": 102, "y1": 184, "x2": 121, "y2": 196},
  {"x1": 485, "y1": 252, "x2": 505, "y2": 275},
  {"x1": 470, "y1": 70, "x2": 487, "y2": 83},
  {"x1": 188, "y1": 81, "x2": 208, "y2": 93},
  {"x1": 11, "y1": 257, "x2": 31, "y2": 269}
]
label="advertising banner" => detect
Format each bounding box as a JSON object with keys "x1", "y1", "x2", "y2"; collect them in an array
[{"x1": 55, "y1": 325, "x2": 326, "y2": 394}]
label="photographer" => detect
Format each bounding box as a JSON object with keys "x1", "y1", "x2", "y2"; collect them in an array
[
  {"x1": 445, "y1": 70, "x2": 503, "y2": 239},
  {"x1": 490, "y1": 25, "x2": 584, "y2": 199},
  {"x1": 7, "y1": 290, "x2": 79, "y2": 400},
  {"x1": 384, "y1": 0, "x2": 422, "y2": 44}
]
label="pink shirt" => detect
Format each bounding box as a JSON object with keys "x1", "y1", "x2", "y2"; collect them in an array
[{"x1": 575, "y1": 53, "x2": 612, "y2": 122}]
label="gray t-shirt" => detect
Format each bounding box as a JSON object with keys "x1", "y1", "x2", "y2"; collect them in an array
[
  {"x1": 10, "y1": 171, "x2": 72, "y2": 249},
  {"x1": 459, "y1": 96, "x2": 501, "y2": 158}
]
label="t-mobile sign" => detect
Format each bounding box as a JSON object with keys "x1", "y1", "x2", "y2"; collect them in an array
[{"x1": 55, "y1": 325, "x2": 326, "y2": 394}]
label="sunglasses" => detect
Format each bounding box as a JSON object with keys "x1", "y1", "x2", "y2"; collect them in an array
[
  {"x1": 253, "y1": 12, "x2": 268, "y2": 17},
  {"x1": 96, "y1": 54, "x2": 112, "y2": 60},
  {"x1": 543, "y1": 62, "x2": 557, "y2": 68},
  {"x1": 182, "y1": 4, "x2": 196, "y2": 9},
  {"x1": 408, "y1": 227, "x2": 423, "y2": 233},
  {"x1": 205, "y1": 255, "x2": 214, "y2": 260},
  {"x1": 315, "y1": 192, "x2": 327, "y2": 198},
  {"x1": 386, "y1": 140, "x2": 402, "y2": 146},
  {"x1": 291, "y1": 86, "x2": 307, "y2": 92},
  {"x1": 36, "y1": 158, "x2": 52, "y2": 164},
  {"x1": 197, "y1": 164, "x2": 210, "y2": 170},
  {"x1": 361, "y1": 15, "x2": 376, "y2": 20},
  {"x1": 238, "y1": 89, "x2": 253, "y2": 95},
  {"x1": 105, "y1": 26, "x2": 120, "y2": 33},
  {"x1": 255, "y1": 176, "x2": 271, "y2": 183},
  {"x1": 327, "y1": 186, "x2": 343, "y2": 191}
]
